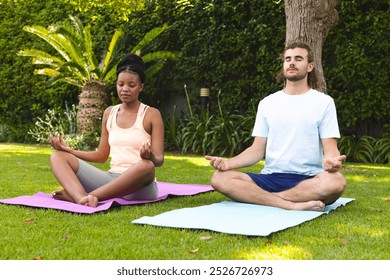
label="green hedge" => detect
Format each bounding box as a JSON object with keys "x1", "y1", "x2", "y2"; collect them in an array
[
  {"x1": 0, "y1": 0, "x2": 389, "y2": 147},
  {"x1": 324, "y1": 0, "x2": 390, "y2": 138},
  {"x1": 0, "y1": 0, "x2": 76, "y2": 142}
]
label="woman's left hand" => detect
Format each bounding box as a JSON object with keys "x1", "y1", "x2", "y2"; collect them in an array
[
  {"x1": 140, "y1": 140, "x2": 153, "y2": 160},
  {"x1": 49, "y1": 132, "x2": 72, "y2": 153}
]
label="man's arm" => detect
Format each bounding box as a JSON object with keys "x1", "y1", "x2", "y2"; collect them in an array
[
  {"x1": 206, "y1": 136, "x2": 267, "y2": 171},
  {"x1": 321, "y1": 138, "x2": 346, "y2": 173}
]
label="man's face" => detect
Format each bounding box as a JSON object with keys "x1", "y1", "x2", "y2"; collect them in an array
[{"x1": 283, "y1": 48, "x2": 314, "y2": 82}]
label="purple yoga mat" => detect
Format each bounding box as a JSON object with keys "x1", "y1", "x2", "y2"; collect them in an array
[{"x1": 0, "y1": 182, "x2": 213, "y2": 214}]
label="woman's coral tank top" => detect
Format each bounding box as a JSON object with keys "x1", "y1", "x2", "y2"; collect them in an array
[{"x1": 106, "y1": 103, "x2": 151, "y2": 173}]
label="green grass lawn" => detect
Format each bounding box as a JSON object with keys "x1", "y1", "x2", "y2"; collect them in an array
[{"x1": 0, "y1": 143, "x2": 389, "y2": 260}]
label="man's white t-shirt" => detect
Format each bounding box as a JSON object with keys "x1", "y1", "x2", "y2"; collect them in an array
[{"x1": 252, "y1": 89, "x2": 340, "y2": 176}]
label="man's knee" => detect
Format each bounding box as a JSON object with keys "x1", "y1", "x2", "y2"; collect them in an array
[
  {"x1": 210, "y1": 170, "x2": 228, "y2": 192},
  {"x1": 320, "y1": 172, "x2": 346, "y2": 204},
  {"x1": 210, "y1": 171, "x2": 221, "y2": 189},
  {"x1": 319, "y1": 171, "x2": 346, "y2": 190},
  {"x1": 332, "y1": 172, "x2": 347, "y2": 193}
]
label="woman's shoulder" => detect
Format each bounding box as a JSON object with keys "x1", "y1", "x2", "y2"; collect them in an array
[
  {"x1": 104, "y1": 104, "x2": 122, "y2": 113},
  {"x1": 104, "y1": 105, "x2": 113, "y2": 112},
  {"x1": 103, "y1": 105, "x2": 119, "y2": 120},
  {"x1": 141, "y1": 103, "x2": 160, "y2": 114},
  {"x1": 103, "y1": 105, "x2": 114, "y2": 115},
  {"x1": 143, "y1": 105, "x2": 162, "y2": 122}
]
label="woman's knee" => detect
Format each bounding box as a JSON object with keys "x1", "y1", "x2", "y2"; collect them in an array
[
  {"x1": 137, "y1": 159, "x2": 156, "y2": 178},
  {"x1": 50, "y1": 150, "x2": 72, "y2": 160},
  {"x1": 144, "y1": 159, "x2": 155, "y2": 171},
  {"x1": 50, "y1": 151, "x2": 78, "y2": 170},
  {"x1": 50, "y1": 150, "x2": 65, "y2": 164},
  {"x1": 50, "y1": 150, "x2": 59, "y2": 160}
]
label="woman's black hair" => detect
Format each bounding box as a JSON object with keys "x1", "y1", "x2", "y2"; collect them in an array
[{"x1": 116, "y1": 54, "x2": 146, "y2": 83}]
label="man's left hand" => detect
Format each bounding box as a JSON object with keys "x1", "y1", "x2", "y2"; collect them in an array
[{"x1": 323, "y1": 155, "x2": 346, "y2": 173}]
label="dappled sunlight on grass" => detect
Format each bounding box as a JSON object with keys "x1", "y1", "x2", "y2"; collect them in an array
[
  {"x1": 0, "y1": 144, "x2": 52, "y2": 155},
  {"x1": 343, "y1": 163, "x2": 390, "y2": 185},
  {"x1": 345, "y1": 175, "x2": 370, "y2": 182},
  {"x1": 238, "y1": 244, "x2": 312, "y2": 260},
  {"x1": 1, "y1": 144, "x2": 389, "y2": 259},
  {"x1": 345, "y1": 175, "x2": 389, "y2": 185},
  {"x1": 165, "y1": 155, "x2": 210, "y2": 167},
  {"x1": 334, "y1": 223, "x2": 388, "y2": 238},
  {"x1": 342, "y1": 165, "x2": 390, "y2": 176},
  {"x1": 344, "y1": 164, "x2": 390, "y2": 171},
  {"x1": 373, "y1": 178, "x2": 390, "y2": 183}
]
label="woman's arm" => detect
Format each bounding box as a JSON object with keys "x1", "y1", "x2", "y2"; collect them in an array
[
  {"x1": 49, "y1": 107, "x2": 112, "y2": 163},
  {"x1": 141, "y1": 107, "x2": 164, "y2": 167}
]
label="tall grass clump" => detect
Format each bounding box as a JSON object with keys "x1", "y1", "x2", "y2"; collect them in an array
[
  {"x1": 179, "y1": 85, "x2": 254, "y2": 157},
  {"x1": 339, "y1": 135, "x2": 390, "y2": 164}
]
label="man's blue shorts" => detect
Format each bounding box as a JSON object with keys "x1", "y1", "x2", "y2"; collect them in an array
[{"x1": 246, "y1": 172, "x2": 314, "y2": 193}]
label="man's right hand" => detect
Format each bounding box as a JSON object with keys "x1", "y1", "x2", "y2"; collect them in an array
[{"x1": 205, "y1": 155, "x2": 231, "y2": 171}]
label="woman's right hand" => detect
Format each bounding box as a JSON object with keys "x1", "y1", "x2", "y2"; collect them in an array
[{"x1": 49, "y1": 132, "x2": 72, "y2": 152}]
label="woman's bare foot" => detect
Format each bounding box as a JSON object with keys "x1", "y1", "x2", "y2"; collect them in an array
[
  {"x1": 52, "y1": 189, "x2": 75, "y2": 203},
  {"x1": 79, "y1": 195, "x2": 99, "y2": 208}
]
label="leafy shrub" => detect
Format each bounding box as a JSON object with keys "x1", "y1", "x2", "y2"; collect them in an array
[
  {"x1": 373, "y1": 138, "x2": 390, "y2": 164},
  {"x1": 339, "y1": 135, "x2": 390, "y2": 164},
  {"x1": 163, "y1": 105, "x2": 183, "y2": 151},
  {"x1": 1, "y1": 0, "x2": 388, "y2": 143},
  {"x1": 0, "y1": 124, "x2": 10, "y2": 143},
  {"x1": 324, "y1": 0, "x2": 389, "y2": 137},
  {"x1": 179, "y1": 86, "x2": 254, "y2": 157},
  {"x1": 28, "y1": 103, "x2": 99, "y2": 150},
  {"x1": 28, "y1": 105, "x2": 74, "y2": 143}
]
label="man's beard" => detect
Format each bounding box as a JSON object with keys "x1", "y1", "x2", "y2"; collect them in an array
[{"x1": 285, "y1": 71, "x2": 308, "y2": 82}]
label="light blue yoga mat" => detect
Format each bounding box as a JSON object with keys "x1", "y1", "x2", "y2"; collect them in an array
[{"x1": 132, "y1": 197, "x2": 354, "y2": 236}]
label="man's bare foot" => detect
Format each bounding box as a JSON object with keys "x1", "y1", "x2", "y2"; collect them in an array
[
  {"x1": 79, "y1": 195, "x2": 98, "y2": 208},
  {"x1": 290, "y1": 200, "x2": 325, "y2": 211},
  {"x1": 52, "y1": 189, "x2": 74, "y2": 203}
]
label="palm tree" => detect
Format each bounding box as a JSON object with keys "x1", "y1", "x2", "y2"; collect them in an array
[{"x1": 18, "y1": 15, "x2": 175, "y2": 136}]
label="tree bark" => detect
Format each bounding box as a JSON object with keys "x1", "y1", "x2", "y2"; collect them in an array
[
  {"x1": 284, "y1": 0, "x2": 340, "y2": 93},
  {"x1": 77, "y1": 79, "x2": 108, "y2": 138}
]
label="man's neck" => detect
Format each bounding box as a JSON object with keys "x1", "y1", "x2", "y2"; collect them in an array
[{"x1": 283, "y1": 81, "x2": 311, "y2": 95}]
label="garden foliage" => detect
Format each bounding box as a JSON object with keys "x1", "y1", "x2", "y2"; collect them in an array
[{"x1": 0, "y1": 0, "x2": 388, "y2": 163}]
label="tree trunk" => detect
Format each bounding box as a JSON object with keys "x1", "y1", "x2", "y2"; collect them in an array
[
  {"x1": 77, "y1": 79, "x2": 109, "y2": 136},
  {"x1": 284, "y1": 0, "x2": 340, "y2": 93}
]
